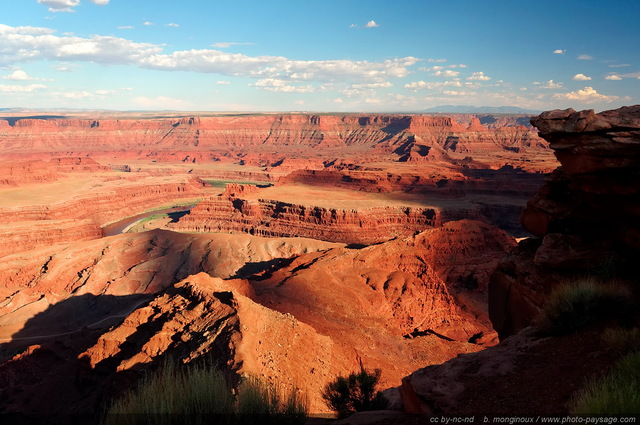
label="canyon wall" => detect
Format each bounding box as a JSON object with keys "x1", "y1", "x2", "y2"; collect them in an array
[
  {"x1": 171, "y1": 184, "x2": 439, "y2": 244},
  {"x1": 278, "y1": 167, "x2": 546, "y2": 198},
  {"x1": 0, "y1": 114, "x2": 548, "y2": 167},
  {"x1": 1, "y1": 176, "x2": 209, "y2": 257},
  {"x1": 490, "y1": 105, "x2": 640, "y2": 338},
  {"x1": 0, "y1": 157, "x2": 109, "y2": 186}
]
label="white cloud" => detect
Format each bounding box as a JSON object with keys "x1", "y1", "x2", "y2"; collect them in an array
[
  {"x1": 0, "y1": 24, "x2": 419, "y2": 86},
  {"x1": 442, "y1": 90, "x2": 470, "y2": 96},
  {"x1": 2, "y1": 70, "x2": 51, "y2": 81},
  {"x1": 143, "y1": 21, "x2": 154, "y2": 26},
  {"x1": 210, "y1": 42, "x2": 255, "y2": 48},
  {"x1": 365, "y1": 98, "x2": 381, "y2": 104},
  {"x1": 572, "y1": 73, "x2": 591, "y2": 81},
  {"x1": 605, "y1": 75, "x2": 622, "y2": 81},
  {"x1": 404, "y1": 80, "x2": 462, "y2": 90},
  {"x1": 467, "y1": 71, "x2": 491, "y2": 81},
  {"x1": 37, "y1": 0, "x2": 79, "y2": 12},
  {"x1": 54, "y1": 90, "x2": 94, "y2": 99},
  {"x1": 350, "y1": 82, "x2": 392, "y2": 89},
  {"x1": 52, "y1": 89, "x2": 115, "y2": 99},
  {"x1": 166, "y1": 23, "x2": 179, "y2": 28},
  {"x1": 554, "y1": 86, "x2": 620, "y2": 103},
  {"x1": 349, "y1": 24, "x2": 358, "y2": 29},
  {"x1": 3, "y1": 70, "x2": 31, "y2": 80},
  {"x1": 37, "y1": 0, "x2": 107, "y2": 11},
  {"x1": 117, "y1": 26, "x2": 134, "y2": 29},
  {"x1": 432, "y1": 70, "x2": 460, "y2": 77},
  {"x1": 4, "y1": 26, "x2": 56, "y2": 35},
  {"x1": 333, "y1": 97, "x2": 343, "y2": 103},
  {"x1": 294, "y1": 100, "x2": 305, "y2": 105},
  {"x1": 533, "y1": 79, "x2": 563, "y2": 89},
  {"x1": 0, "y1": 83, "x2": 47, "y2": 92},
  {"x1": 140, "y1": 50, "x2": 418, "y2": 83},
  {"x1": 427, "y1": 59, "x2": 447, "y2": 63},
  {"x1": 577, "y1": 54, "x2": 593, "y2": 60},
  {"x1": 421, "y1": 64, "x2": 464, "y2": 72},
  {"x1": 216, "y1": 80, "x2": 231, "y2": 85},
  {"x1": 0, "y1": 24, "x2": 164, "y2": 65},
  {"x1": 55, "y1": 65, "x2": 74, "y2": 72},
  {"x1": 254, "y1": 78, "x2": 316, "y2": 93},
  {"x1": 553, "y1": 49, "x2": 566, "y2": 54},
  {"x1": 365, "y1": 20, "x2": 379, "y2": 28}
]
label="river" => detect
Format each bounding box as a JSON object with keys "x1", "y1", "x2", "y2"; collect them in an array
[{"x1": 102, "y1": 206, "x2": 193, "y2": 236}]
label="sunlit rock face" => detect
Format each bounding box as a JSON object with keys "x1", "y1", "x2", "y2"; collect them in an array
[
  {"x1": 0, "y1": 114, "x2": 549, "y2": 172},
  {"x1": 0, "y1": 220, "x2": 512, "y2": 416}
]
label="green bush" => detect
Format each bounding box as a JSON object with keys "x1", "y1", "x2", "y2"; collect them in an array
[
  {"x1": 321, "y1": 366, "x2": 388, "y2": 419},
  {"x1": 534, "y1": 278, "x2": 632, "y2": 336},
  {"x1": 570, "y1": 351, "x2": 640, "y2": 415},
  {"x1": 103, "y1": 361, "x2": 306, "y2": 425}
]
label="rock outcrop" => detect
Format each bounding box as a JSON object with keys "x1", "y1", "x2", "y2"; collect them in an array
[
  {"x1": 1, "y1": 176, "x2": 210, "y2": 257},
  {"x1": 0, "y1": 220, "x2": 512, "y2": 417},
  {"x1": 387, "y1": 327, "x2": 621, "y2": 416},
  {"x1": 0, "y1": 230, "x2": 340, "y2": 339},
  {"x1": 383, "y1": 106, "x2": 640, "y2": 419},
  {"x1": 172, "y1": 185, "x2": 439, "y2": 244},
  {"x1": 490, "y1": 105, "x2": 640, "y2": 338},
  {"x1": 0, "y1": 157, "x2": 109, "y2": 186}
]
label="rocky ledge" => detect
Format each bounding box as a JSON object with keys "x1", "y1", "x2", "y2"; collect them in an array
[{"x1": 491, "y1": 105, "x2": 640, "y2": 338}]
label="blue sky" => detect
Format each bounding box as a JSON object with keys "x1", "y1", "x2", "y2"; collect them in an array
[{"x1": 1, "y1": 0, "x2": 639, "y2": 112}]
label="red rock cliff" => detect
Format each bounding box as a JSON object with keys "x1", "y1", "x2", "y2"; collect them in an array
[
  {"x1": 171, "y1": 184, "x2": 439, "y2": 244},
  {"x1": 490, "y1": 105, "x2": 640, "y2": 338},
  {"x1": 0, "y1": 114, "x2": 547, "y2": 165}
]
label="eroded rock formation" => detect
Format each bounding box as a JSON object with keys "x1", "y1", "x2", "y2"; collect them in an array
[
  {"x1": 0, "y1": 220, "x2": 512, "y2": 417},
  {"x1": 0, "y1": 175, "x2": 210, "y2": 256},
  {"x1": 0, "y1": 157, "x2": 109, "y2": 186},
  {"x1": 491, "y1": 105, "x2": 640, "y2": 338},
  {"x1": 384, "y1": 105, "x2": 640, "y2": 419},
  {"x1": 171, "y1": 184, "x2": 439, "y2": 244},
  {"x1": 0, "y1": 114, "x2": 548, "y2": 169}
]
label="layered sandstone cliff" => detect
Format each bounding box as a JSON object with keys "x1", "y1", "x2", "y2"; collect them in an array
[
  {"x1": 490, "y1": 105, "x2": 640, "y2": 338},
  {"x1": 0, "y1": 114, "x2": 548, "y2": 167},
  {"x1": 171, "y1": 184, "x2": 439, "y2": 244},
  {"x1": 0, "y1": 157, "x2": 109, "y2": 186},
  {"x1": 1, "y1": 175, "x2": 210, "y2": 257}
]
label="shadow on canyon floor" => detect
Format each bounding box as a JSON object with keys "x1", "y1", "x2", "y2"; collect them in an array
[
  {"x1": 0, "y1": 293, "x2": 153, "y2": 422},
  {"x1": 0, "y1": 291, "x2": 239, "y2": 423}
]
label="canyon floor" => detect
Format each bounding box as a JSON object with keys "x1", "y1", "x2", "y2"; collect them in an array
[{"x1": 4, "y1": 110, "x2": 619, "y2": 422}]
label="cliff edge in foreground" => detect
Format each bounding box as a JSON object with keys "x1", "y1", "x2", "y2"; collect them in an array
[{"x1": 491, "y1": 105, "x2": 640, "y2": 338}]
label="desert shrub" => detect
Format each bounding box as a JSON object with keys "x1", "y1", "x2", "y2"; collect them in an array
[
  {"x1": 602, "y1": 327, "x2": 640, "y2": 353},
  {"x1": 570, "y1": 351, "x2": 640, "y2": 415},
  {"x1": 103, "y1": 361, "x2": 306, "y2": 425},
  {"x1": 534, "y1": 278, "x2": 632, "y2": 336},
  {"x1": 236, "y1": 376, "x2": 307, "y2": 425},
  {"x1": 321, "y1": 366, "x2": 388, "y2": 419}
]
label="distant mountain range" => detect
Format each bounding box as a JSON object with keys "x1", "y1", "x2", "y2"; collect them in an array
[{"x1": 420, "y1": 105, "x2": 541, "y2": 114}]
